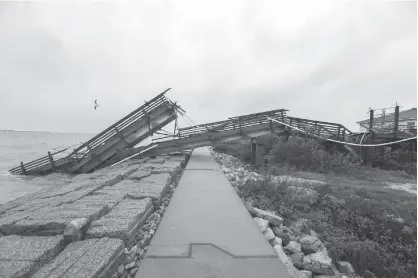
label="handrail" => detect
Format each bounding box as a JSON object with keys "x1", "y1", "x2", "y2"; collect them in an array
[
  {"x1": 9, "y1": 147, "x2": 71, "y2": 174},
  {"x1": 178, "y1": 110, "x2": 288, "y2": 138}
]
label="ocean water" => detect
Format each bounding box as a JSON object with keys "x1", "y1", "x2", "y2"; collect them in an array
[{"x1": 0, "y1": 131, "x2": 93, "y2": 204}]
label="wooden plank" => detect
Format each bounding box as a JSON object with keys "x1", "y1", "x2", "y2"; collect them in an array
[
  {"x1": 287, "y1": 116, "x2": 341, "y2": 127},
  {"x1": 228, "y1": 109, "x2": 288, "y2": 120}
]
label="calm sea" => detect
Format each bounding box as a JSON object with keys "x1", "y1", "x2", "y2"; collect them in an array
[{"x1": 0, "y1": 131, "x2": 93, "y2": 204}]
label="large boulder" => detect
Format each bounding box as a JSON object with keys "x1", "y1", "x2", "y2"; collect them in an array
[
  {"x1": 271, "y1": 237, "x2": 282, "y2": 247},
  {"x1": 254, "y1": 217, "x2": 268, "y2": 232},
  {"x1": 300, "y1": 235, "x2": 324, "y2": 255},
  {"x1": 300, "y1": 270, "x2": 312, "y2": 278},
  {"x1": 284, "y1": 241, "x2": 302, "y2": 254},
  {"x1": 273, "y1": 245, "x2": 309, "y2": 278},
  {"x1": 290, "y1": 252, "x2": 304, "y2": 269},
  {"x1": 302, "y1": 252, "x2": 334, "y2": 275},
  {"x1": 252, "y1": 207, "x2": 284, "y2": 226},
  {"x1": 221, "y1": 166, "x2": 232, "y2": 174},
  {"x1": 263, "y1": 228, "x2": 276, "y2": 241},
  {"x1": 272, "y1": 226, "x2": 294, "y2": 246},
  {"x1": 337, "y1": 261, "x2": 355, "y2": 274}
]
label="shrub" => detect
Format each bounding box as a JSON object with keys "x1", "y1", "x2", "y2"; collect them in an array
[
  {"x1": 237, "y1": 179, "x2": 417, "y2": 278},
  {"x1": 372, "y1": 148, "x2": 417, "y2": 176},
  {"x1": 214, "y1": 136, "x2": 415, "y2": 175},
  {"x1": 213, "y1": 141, "x2": 251, "y2": 162},
  {"x1": 270, "y1": 137, "x2": 358, "y2": 173}
]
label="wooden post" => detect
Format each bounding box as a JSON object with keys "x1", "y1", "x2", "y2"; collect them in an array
[
  {"x1": 251, "y1": 138, "x2": 257, "y2": 165},
  {"x1": 20, "y1": 162, "x2": 27, "y2": 175},
  {"x1": 255, "y1": 144, "x2": 265, "y2": 168},
  {"x1": 394, "y1": 105, "x2": 400, "y2": 139},
  {"x1": 47, "y1": 151, "x2": 56, "y2": 170},
  {"x1": 367, "y1": 109, "x2": 374, "y2": 165},
  {"x1": 369, "y1": 109, "x2": 374, "y2": 133},
  {"x1": 337, "y1": 125, "x2": 341, "y2": 140}
]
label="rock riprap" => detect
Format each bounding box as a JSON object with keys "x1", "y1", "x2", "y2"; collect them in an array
[{"x1": 211, "y1": 148, "x2": 362, "y2": 278}]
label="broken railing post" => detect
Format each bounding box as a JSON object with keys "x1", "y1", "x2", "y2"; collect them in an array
[
  {"x1": 48, "y1": 151, "x2": 56, "y2": 170},
  {"x1": 20, "y1": 162, "x2": 27, "y2": 175}
]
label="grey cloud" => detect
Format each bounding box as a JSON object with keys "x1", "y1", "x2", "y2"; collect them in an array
[{"x1": 0, "y1": 0, "x2": 415, "y2": 133}]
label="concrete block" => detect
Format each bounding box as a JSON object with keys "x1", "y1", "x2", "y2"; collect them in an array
[
  {"x1": 86, "y1": 198, "x2": 153, "y2": 247},
  {"x1": 0, "y1": 235, "x2": 64, "y2": 277},
  {"x1": 32, "y1": 237, "x2": 125, "y2": 278}
]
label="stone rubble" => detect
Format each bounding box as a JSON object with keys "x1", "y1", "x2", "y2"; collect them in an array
[
  {"x1": 112, "y1": 165, "x2": 184, "y2": 278},
  {"x1": 210, "y1": 148, "x2": 365, "y2": 278}
]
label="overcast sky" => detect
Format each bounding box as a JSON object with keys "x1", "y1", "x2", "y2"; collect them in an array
[{"x1": 0, "y1": 0, "x2": 416, "y2": 133}]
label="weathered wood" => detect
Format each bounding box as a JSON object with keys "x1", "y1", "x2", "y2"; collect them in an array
[
  {"x1": 68, "y1": 103, "x2": 174, "y2": 172},
  {"x1": 70, "y1": 89, "x2": 170, "y2": 155},
  {"x1": 20, "y1": 162, "x2": 27, "y2": 175},
  {"x1": 47, "y1": 151, "x2": 56, "y2": 170},
  {"x1": 74, "y1": 111, "x2": 176, "y2": 173},
  {"x1": 114, "y1": 126, "x2": 129, "y2": 144},
  {"x1": 394, "y1": 105, "x2": 400, "y2": 139}
]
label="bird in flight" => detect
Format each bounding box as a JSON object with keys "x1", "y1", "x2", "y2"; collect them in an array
[{"x1": 94, "y1": 98, "x2": 100, "y2": 110}]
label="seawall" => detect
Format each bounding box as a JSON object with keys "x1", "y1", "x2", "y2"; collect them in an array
[{"x1": 0, "y1": 152, "x2": 191, "y2": 278}]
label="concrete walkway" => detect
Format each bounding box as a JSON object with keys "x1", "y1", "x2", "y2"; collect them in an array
[{"x1": 135, "y1": 147, "x2": 291, "y2": 278}]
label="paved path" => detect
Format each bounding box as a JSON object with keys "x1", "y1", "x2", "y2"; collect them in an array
[{"x1": 136, "y1": 147, "x2": 291, "y2": 278}]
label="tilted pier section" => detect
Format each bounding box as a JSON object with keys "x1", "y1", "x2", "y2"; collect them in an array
[{"x1": 9, "y1": 89, "x2": 178, "y2": 175}]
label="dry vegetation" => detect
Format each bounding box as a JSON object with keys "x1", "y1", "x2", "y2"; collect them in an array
[{"x1": 213, "y1": 136, "x2": 417, "y2": 278}]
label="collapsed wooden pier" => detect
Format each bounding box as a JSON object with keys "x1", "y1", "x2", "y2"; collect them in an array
[{"x1": 10, "y1": 89, "x2": 382, "y2": 176}]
